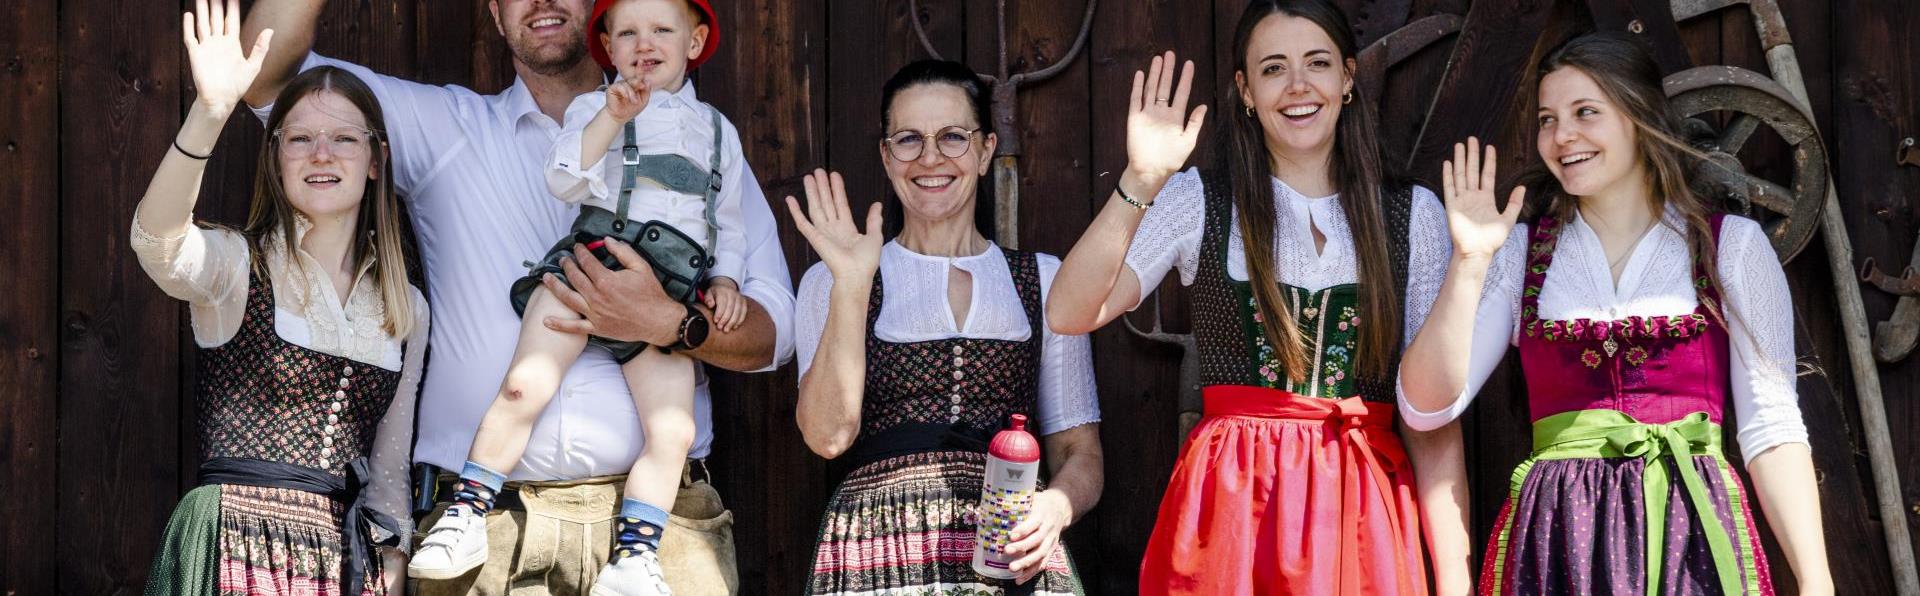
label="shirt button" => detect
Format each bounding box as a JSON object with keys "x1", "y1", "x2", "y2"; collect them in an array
[
  {"x1": 951, "y1": 393, "x2": 963, "y2": 404},
  {"x1": 319, "y1": 458, "x2": 331, "y2": 468},
  {"x1": 954, "y1": 357, "x2": 966, "y2": 367},
  {"x1": 343, "y1": 365, "x2": 355, "y2": 377},
  {"x1": 328, "y1": 413, "x2": 339, "y2": 424},
  {"x1": 323, "y1": 436, "x2": 334, "y2": 446},
  {"x1": 321, "y1": 447, "x2": 334, "y2": 457},
  {"x1": 338, "y1": 378, "x2": 351, "y2": 389},
  {"x1": 952, "y1": 370, "x2": 964, "y2": 380},
  {"x1": 952, "y1": 346, "x2": 964, "y2": 356},
  {"x1": 950, "y1": 405, "x2": 963, "y2": 414},
  {"x1": 324, "y1": 425, "x2": 336, "y2": 435},
  {"x1": 335, "y1": 390, "x2": 348, "y2": 400}
]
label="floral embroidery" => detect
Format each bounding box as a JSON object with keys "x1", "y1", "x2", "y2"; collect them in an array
[
  {"x1": 1581, "y1": 349, "x2": 1603, "y2": 369},
  {"x1": 1624, "y1": 346, "x2": 1650, "y2": 367}
]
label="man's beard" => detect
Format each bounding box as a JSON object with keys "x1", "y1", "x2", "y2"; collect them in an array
[{"x1": 510, "y1": 29, "x2": 589, "y2": 76}]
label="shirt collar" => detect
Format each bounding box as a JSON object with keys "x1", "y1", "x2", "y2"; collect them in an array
[{"x1": 503, "y1": 77, "x2": 544, "y2": 127}]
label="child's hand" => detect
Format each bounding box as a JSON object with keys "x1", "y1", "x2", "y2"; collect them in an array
[
  {"x1": 604, "y1": 78, "x2": 651, "y2": 122},
  {"x1": 703, "y1": 277, "x2": 747, "y2": 333}
]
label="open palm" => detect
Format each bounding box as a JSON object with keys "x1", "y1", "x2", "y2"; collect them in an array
[
  {"x1": 785, "y1": 169, "x2": 884, "y2": 280},
  {"x1": 183, "y1": 0, "x2": 272, "y2": 116},
  {"x1": 1126, "y1": 51, "x2": 1208, "y2": 183},
  {"x1": 1442, "y1": 138, "x2": 1526, "y2": 259}
]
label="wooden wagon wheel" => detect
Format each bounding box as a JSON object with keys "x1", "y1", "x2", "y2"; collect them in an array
[{"x1": 1664, "y1": 65, "x2": 1828, "y2": 262}]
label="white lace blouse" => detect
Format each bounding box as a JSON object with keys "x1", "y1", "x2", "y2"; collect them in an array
[
  {"x1": 1397, "y1": 206, "x2": 1809, "y2": 461},
  {"x1": 795, "y1": 243, "x2": 1101, "y2": 435},
  {"x1": 1123, "y1": 167, "x2": 1459, "y2": 360},
  {"x1": 130, "y1": 214, "x2": 427, "y2": 548}
]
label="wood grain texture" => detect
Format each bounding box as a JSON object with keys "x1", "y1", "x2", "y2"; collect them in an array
[
  {"x1": 0, "y1": 0, "x2": 60, "y2": 592},
  {"x1": 58, "y1": 0, "x2": 187, "y2": 591},
  {"x1": 696, "y1": 0, "x2": 829, "y2": 590}
]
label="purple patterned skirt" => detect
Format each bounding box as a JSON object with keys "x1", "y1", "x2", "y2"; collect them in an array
[{"x1": 1481, "y1": 451, "x2": 1775, "y2": 595}]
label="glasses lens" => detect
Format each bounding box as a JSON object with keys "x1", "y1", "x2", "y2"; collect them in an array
[
  {"x1": 935, "y1": 127, "x2": 974, "y2": 159},
  {"x1": 278, "y1": 127, "x2": 372, "y2": 159},
  {"x1": 886, "y1": 131, "x2": 925, "y2": 161}
]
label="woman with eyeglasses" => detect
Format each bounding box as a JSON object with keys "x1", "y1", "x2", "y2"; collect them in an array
[
  {"x1": 136, "y1": 2, "x2": 425, "y2": 594},
  {"x1": 789, "y1": 59, "x2": 1103, "y2": 594}
]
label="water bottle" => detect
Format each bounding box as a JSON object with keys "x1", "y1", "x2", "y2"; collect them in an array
[{"x1": 972, "y1": 413, "x2": 1042, "y2": 579}]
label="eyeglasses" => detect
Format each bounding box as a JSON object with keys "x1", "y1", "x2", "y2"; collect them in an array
[
  {"x1": 273, "y1": 126, "x2": 378, "y2": 159},
  {"x1": 880, "y1": 126, "x2": 981, "y2": 162}
]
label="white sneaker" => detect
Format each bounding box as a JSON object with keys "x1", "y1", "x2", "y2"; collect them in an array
[
  {"x1": 407, "y1": 505, "x2": 490, "y2": 579},
  {"x1": 589, "y1": 549, "x2": 672, "y2": 596}
]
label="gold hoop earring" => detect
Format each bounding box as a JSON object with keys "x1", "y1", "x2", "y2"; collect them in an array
[
  {"x1": 1244, "y1": 105, "x2": 1255, "y2": 118},
  {"x1": 1343, "y1": 91, "x2": 1354, "y2": 105}
]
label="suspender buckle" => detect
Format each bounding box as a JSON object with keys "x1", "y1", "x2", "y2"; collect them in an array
[
  {"x1": 622, "y1": 145, "x2": 640, "y2": 166},
  {"x1": 708, "y1": 170, "x2": 723, "y2": 193}
]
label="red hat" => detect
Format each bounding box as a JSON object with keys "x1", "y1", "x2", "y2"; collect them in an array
[{"x1": 589, "y1": 0, "x2": 721, "y2": 72}]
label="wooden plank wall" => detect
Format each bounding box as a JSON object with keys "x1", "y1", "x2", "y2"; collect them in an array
[{"x1": 2, "y1": 0, "x2": 1914, "y2": 594}]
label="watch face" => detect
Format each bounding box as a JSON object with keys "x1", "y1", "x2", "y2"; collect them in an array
[{"x1": 683, "y1": 312, "x2": 711, "y2": 348}]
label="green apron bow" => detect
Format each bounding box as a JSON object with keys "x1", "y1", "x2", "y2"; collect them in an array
[{"x1": 1531, "y1": 410, "x2": 1747, "y2": 596}]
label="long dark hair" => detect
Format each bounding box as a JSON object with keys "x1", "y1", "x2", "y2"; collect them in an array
[
  {"x1": 1512, "y1": 32, "x2": 1726, "y2": 321},
  {"x1": 1222, "y1": 0, "x2": 1400, "y2": 382},
  {"x1": 877, "y1": 59, "x2": 995, "y2": 238},
  {"x1": 248, "y1": 66, "x2": 415, "y2": 337}
]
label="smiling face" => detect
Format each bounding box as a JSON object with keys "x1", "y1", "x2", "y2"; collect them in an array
[
  {"x1": 879, "y1": 84, "x2": 996, "y2": 226},
  {"x1": 275, "y1": 91, "x2": 378, "y2": 222},
  {"x1": 490, "y1": 0, "x2": 592, "y2": 75},
  {"x1": 1235, "y1": 14, "x2": 1354, "y2": 162},
  {"x1": 599, "y1": 0, "x2": 706, "y2": 92},
  {"x1": 1536, "y1": 66, "x2": 1645, "y2": 198}
]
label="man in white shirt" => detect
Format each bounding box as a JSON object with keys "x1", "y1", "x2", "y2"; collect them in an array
[{"x1": 238, "y1": 1, "x2": 794, "y2": 593}]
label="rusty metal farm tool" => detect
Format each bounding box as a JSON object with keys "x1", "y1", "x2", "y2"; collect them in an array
[
  {"x1": 907, "y1": 0, "x2": 1097, "y2": 250},
  {"x1": 1862, "y1": 137, "x2": 1920, "y2": 363}
]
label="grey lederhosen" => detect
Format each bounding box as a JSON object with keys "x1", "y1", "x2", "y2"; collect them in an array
[{"x1": 508, "y1": 107, "x2": 724, "y2": 362}]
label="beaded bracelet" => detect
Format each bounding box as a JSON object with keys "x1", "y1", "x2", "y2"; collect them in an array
[{"x1": 1116, "y1": 183, "x2": 1153, "y2": 210}]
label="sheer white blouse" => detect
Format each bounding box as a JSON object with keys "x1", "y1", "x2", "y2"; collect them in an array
[{"x1": 796, "y1": 243, "x2": 1100, "y2": 435}]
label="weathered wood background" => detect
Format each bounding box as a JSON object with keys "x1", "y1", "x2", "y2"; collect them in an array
[{"x1": 3, "y1": 0, "x2": 1916, "y2": 593}]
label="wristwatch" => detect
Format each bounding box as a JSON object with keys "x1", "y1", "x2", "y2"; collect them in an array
[{"x1": 671, "y1": 303, "x2": 710, "y2": 351}]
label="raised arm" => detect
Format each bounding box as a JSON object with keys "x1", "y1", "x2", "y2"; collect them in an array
[
  {"x1": 1047, "y1": 51, "x2": 1206, "y2": 335},
  {"x1": 138, "y1": 0, "x2": 272, "y2": 238},
  {"x1": 1397, "y1": 139, "x2": 1526, "y2": 420},
  {"x1": 239, "y1": 0, "x2": 321, "y2": 108},
  {"x1": 786, "y1": 170, "x2": 884, "y2": 459}
]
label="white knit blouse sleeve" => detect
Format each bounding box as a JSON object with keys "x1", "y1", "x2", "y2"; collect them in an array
[
  {"x1": 1397, "y1": 219, "x2": 1527, "y2": 431},
  {"x1": 1034, "y1": 254, "x2": 1101, "y2": 435},
  {"x1": 1717, "y1": 216, "x2": 1809, "y2": 462},
  {"x1": 1123, "y1": 168, "x2": 1207, "y2": 304}
]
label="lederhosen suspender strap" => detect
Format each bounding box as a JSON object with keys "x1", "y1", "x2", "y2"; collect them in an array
[{"x1": 616, "y1": 106, "x2": 725, "y2": 256}]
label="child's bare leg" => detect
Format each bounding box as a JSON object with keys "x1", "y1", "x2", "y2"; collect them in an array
[
  {"x1": 607, "y1": 348, "x2": 696, "y2": 567},
  {"x1": 468, "y1": 286, "x2": 591, "y2": 472},
  {"x1": 413, "y1": 287, "x2": 588, "y2": 579}
]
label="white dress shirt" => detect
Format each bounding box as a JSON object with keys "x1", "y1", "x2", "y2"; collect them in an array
[
  {"x1": 547, "y1": 80, "x2": 747, "y2": 281},
  {"x1": 259, "y1": 53, "x2": 797, "y2": 479},
  {"x1": 795, "y1": 243, "x2": 1102, "y2": 435},
  {"x1": 1396, "y1": 207, "x2": 1809, "y2": 461}
]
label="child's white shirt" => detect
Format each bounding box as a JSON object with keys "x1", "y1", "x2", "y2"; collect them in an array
[{"x1": 546, "y1": 80, "x2": 747, "y2": 281}]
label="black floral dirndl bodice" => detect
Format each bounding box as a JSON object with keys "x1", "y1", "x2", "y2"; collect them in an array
[
  {"x1": 1187, "y1": 169, "x2": 1413, "y2": 403},
  {"x1": 197, "y1": 272, "x2": 401, "y2": 471}
]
